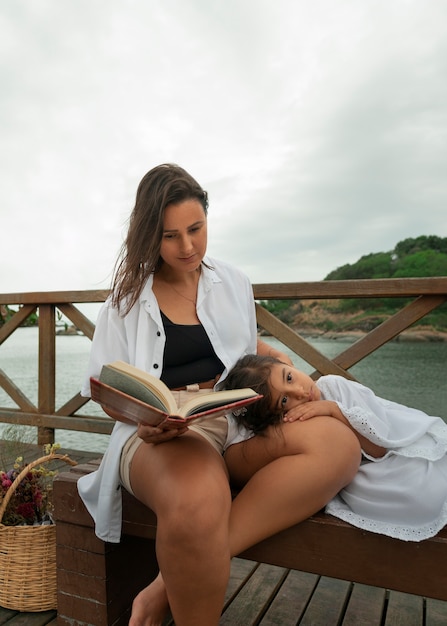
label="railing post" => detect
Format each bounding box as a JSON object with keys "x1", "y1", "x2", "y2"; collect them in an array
[{"x1": 38, "y1": 304, "x2": 56, "y2": 445}]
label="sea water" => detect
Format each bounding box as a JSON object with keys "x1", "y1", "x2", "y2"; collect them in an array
[{"x1": 1, "y1": 327, "x2": 446, "y2": 453}]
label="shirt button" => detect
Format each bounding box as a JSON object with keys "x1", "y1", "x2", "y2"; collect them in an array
[
  {"x1": 157, "y1": 331, "x2": 161, "y2": 336},
  {"x1": 154, "y1": 364, "x2": 159, "y2": 369}
]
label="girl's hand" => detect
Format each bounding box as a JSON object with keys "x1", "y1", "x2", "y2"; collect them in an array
[
  {"x1": 284, "y1": 400, "x2": 339, "y2": 422},
  {"x1": 285, "y1": 401, "x2": 387, "y2": 458},
  {"x1": 137, "y1": 422, "x2": 188, "y2": 445}
]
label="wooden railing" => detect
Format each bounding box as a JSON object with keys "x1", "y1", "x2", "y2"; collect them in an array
[{"x1": 1, "y1": 277, "x2": 446, "y2": 445}]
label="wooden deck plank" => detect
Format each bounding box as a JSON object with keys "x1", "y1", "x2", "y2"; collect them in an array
[
  {"x1": 385, "y1": 590, "x2": 423, "y2": 625},
  {"x1": 0, "y1": 607, "x2": 16, "y2": 625},
  {"x1": 426, "y1": 597, "x2": 447, "y2": 625},
  {"x1": 224, "y1": 558, "x2": 259, "y2": 605},
  {"x1": 259, "y1": 569, "x2": 318, "y2": 625},
  {"x1": 220, "y1": 562, "x2": 288, "y2": 625},
  {"x1": 0, "y1": 610, "x2": 57, "y2": 625},
  {"x1": 341, "y1": 583, "x2": 387, "y2": 625},
  {"x1": 299, "y1": 576, "x2": 352, "y2": 625}
]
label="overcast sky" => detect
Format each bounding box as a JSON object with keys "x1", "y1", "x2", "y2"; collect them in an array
[{"x1": 2, "y1": 0, "x2": 447, "y2": 297}]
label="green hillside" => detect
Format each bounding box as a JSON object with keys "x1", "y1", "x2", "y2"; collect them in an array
[
  {"x1": 325, "y1": 235, "x2": 447, "y2": 281},
  {"x1": 261, "y1": 235, "x2": 447, "y2": 335}
]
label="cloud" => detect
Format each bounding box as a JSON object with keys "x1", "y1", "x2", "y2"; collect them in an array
[{"x1": 2, "y1": 0, "x2": 446, "y2": 293}]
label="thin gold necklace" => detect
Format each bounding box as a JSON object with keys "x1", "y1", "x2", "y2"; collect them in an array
[{"x1": 169, "y1": 282, "x2": 197, "y2": 306}]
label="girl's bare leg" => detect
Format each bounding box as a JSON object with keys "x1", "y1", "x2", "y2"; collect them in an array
[{"x1": 128, "y1": 431, "x2": 231, "y2": 626}]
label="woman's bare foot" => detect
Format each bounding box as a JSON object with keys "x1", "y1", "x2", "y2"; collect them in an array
[{"x1": 129, "y1": 573, "x2": 170, "y2": 626}]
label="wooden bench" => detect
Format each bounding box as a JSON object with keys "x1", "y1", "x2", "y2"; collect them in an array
[{"x1": 53, "y1": 459, "x2": 447, "y2": 626}]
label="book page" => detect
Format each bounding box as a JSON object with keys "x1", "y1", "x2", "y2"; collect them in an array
[
  {"x1": 102, "y1": 361, "x2": 178, "y2": 413},
  {"x1": 178, "y1": 388, "x2": 259, "y2": 417},
  {"x1": 91, "y1": 378, "x2": 169, "y2": 425}
]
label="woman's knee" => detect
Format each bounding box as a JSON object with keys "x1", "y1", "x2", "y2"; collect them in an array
[
  {"x1": 158, "y1": 479, "x2": 232, "y2": 542},
  {"x1": 152, "y1": 450, "x2": 231, "y2": 531}
]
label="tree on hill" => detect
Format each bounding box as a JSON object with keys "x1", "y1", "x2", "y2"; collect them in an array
[
  {"x1": 324, "y1": 252, "x2": 393, "y2": 280},
  {"x1": 393, "y1": 249, "x2": 447, "y2": 277},
  {"x1": 394, "y1": 235, "x2": 447, "y2": 257}
]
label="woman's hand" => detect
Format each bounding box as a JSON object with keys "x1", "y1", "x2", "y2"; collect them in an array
[
  {"x1": 137, "y1": 422, "x2": 189, "y2": 445},
  {"x1": 256, "y1": 339, "x2": 293, "y2": 366},
  {"x1": 102, "y1": 405, "x2": 188, "y2": 443}
]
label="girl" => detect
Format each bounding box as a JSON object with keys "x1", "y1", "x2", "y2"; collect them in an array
[{"x1": 223, "y1": 354, "x2": 447, "y2": 541}]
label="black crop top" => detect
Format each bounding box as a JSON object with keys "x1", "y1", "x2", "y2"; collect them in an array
[{"x1": 159, "y1": 311, "x2": 224, "y2": 389}]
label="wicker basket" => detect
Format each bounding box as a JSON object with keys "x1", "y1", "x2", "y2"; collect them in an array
[{"x1": 0, "y1": 452, "x2": 77, "y2": 612}]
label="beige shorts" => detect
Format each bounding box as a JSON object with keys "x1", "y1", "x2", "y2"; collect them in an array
[{"x1": 119, "y1": 389, "x2": 228, "y2": 495}]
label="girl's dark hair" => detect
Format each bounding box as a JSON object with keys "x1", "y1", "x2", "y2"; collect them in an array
[
  {"x1": 111, "y1": 164, "x2": 209, "y2": 314},
  {"x1": 221, "y1": 354, "x2": 284, "y2": 434}
]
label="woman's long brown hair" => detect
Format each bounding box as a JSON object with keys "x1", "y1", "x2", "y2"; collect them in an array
[{"x1": 111, "y1": 164, "x2": 208, "y2": 315}]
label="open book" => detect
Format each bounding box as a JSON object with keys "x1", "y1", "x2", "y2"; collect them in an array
[{"x1": 90, "y1": 360, "x2": 262, "y2": 429}]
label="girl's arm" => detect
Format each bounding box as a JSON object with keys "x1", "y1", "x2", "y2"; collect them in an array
[{"x1": 285, "y1": 400, "x2": 387, "y2": 458}]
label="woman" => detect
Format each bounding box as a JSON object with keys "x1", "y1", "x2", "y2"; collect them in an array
[
  {"x1": 78, "y1": 164, "x2": 361, "y2": 626},
  {"x1": 223, "y1": 354, "x2": 447, "y2": 541}
]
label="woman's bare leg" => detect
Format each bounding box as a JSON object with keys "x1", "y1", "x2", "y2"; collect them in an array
[
  {"x1": 128, "y1": 431, "x2": 231, "y2": 626},
  {"x1": 129, "y1": 417, "x2": 360, "y2": 624},
  {"x1": 130, "y1": 572, "x2": 168, "y2": 626},
  {"x1": 226, "y1": 416, "x2": 361, "y2": 553}
]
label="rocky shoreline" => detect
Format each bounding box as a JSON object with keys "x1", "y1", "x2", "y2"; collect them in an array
[{"x1": 294, "y1": 327, "x2": 447, "y2": 343}]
